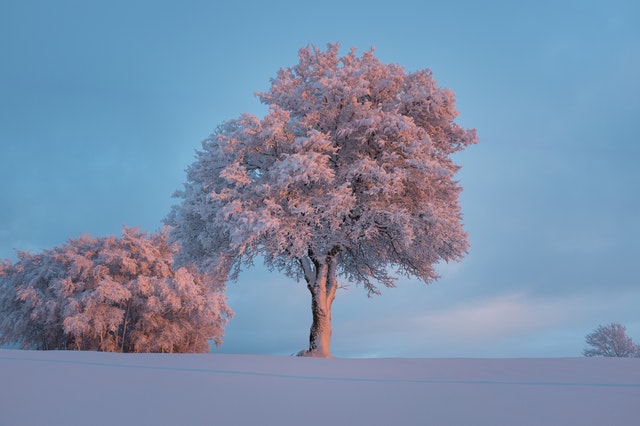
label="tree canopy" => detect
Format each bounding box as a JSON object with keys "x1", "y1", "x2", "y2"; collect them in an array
[{"x1": 0, "y1": 228, "x2": 231, "y2": 353}]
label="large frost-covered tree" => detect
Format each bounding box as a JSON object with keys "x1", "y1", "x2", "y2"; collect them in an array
[
  {"x1": 0, "y1": 228, "x2": 231, "y2": 353},
  {"x1": 167, "y1": 44, "x2": 477, "y2": 357}
]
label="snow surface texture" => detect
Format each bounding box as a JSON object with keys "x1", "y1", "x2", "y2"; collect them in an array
[{"x1": 1, "y1": 350, "x2": 638, "y2": 425}]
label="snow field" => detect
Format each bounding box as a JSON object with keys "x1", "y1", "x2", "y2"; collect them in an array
[{"x1": 1, "y1": 350, "x2": 638, "y2": 425}]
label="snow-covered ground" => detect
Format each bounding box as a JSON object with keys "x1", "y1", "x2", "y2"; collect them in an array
[{"x1": 1, "y1": 349, "x2": 638, "y2": 425}]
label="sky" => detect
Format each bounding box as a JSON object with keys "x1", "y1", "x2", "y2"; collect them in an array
[{"x1": 1, "y1": 0, "x2": 639, "y2": 358}]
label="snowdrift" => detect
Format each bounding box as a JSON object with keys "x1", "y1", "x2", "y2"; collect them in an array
[{"x1": 1, "y1": 349, "x2": 638, "y2": 425}]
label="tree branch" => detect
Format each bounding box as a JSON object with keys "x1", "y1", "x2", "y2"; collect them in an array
[{"x1": 298, "y1": 256, "x2": 315, "y2": 285}]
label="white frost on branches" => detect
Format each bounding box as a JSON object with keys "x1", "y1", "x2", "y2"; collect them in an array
[
  {"x1": 168, "y1": 43, "x2": 477, "y2": 293},
  {"x1": 583, "y1": 323, "x2": 640, "y2": 358},
  {"x1": 0, "y1": 227, "x2": 232, "y2": 353}
]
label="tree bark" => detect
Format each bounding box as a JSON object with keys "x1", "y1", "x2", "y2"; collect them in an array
[{"x1": 299, "y1": 253, "x2": 338, "y2": 357}]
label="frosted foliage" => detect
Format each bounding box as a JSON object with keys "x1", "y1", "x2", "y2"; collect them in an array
[
  {"x1": 168, "y1": 44, "x2": 477, "y2": 292},
  {"x1": 583, "y1": 323, "x2": 640, "y2": 358},
  {"x1": 0, "y1": 228, "x2": 232, "y2": 353}
]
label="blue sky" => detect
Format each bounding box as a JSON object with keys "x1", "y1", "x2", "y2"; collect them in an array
[{"x1": 1, "y1": 0, "x2": 639, "y2": 357}]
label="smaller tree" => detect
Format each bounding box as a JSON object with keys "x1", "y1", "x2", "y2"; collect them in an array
[
  {"x1": 583, "y1": 323, "x2": 639, "y2": 357},
  {"x1": 0, "y1": 227, "x2": 232, "y2": 353}
]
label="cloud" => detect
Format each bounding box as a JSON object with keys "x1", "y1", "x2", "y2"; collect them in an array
[{"x1": 411, "y1": 293, "x2": 572, "y2": 343}]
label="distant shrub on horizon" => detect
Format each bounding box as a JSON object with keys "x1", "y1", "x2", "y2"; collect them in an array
[{"x1": 583, "y1": 323, "x2": 639, "y2": 358}]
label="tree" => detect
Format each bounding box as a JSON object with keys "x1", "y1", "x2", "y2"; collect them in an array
[
  {"x1": 167, "y1": 44, "x2": 477, "y2": 357},
  {"x1": 0, "y1": 227, "x2": 232, "y2": 352},
  {"x1": 583, "y1": 323, "x2": 639, "y2": 357}
]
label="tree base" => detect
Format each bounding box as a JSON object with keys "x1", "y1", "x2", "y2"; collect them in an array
[{"x1": 294, "y1": 349, "x2": 333, "y2": 358}]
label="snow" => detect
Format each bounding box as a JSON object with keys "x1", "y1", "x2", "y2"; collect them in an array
[{"x1": 1, "y1": 349, "x2": 638, "y2": 425}]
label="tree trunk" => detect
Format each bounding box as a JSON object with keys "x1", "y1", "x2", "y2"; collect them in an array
[{"x1": 299, "y1": 253, "x2": 338, "y2": 358}]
